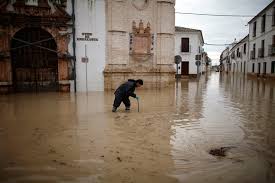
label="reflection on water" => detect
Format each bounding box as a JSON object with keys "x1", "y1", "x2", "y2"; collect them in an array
[
  {"x1": 0, "y1": 72, "x2": 274, "y2": 183},
  {"x1": 171, "y1": 73, "x2": 275, "y2": 183}
]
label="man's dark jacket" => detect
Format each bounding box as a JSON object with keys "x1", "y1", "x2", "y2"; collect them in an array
[{"x1": 114, "y1": 79, "x2": 137, "y2": 98}]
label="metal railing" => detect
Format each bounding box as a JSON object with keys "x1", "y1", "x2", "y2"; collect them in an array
[
  {"x1": 237, "y1": 52, "x2": 242, "y2": 58},
  {"x1": 181, "y1": 45, "x2": 191, "y2": 53},
  {"x1": 258, "y1": 48, "x2": 264, "y2": 58},
  {"x1": 250, "y1": 50, "x2": 255, "y2": 59},
  {"x1": 268, "y1": 45, "x2": 275, "y2": 56}
]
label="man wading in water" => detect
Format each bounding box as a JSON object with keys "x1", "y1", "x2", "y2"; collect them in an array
[{"x1": 112, "y1": 79, "x2": 143, "y2": 112}]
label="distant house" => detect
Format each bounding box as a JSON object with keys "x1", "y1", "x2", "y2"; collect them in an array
[
  {"x1": 175, "y1": 26, "x2": 205, "y2": 77},
  {"x1": 219, "y1": 47, "x2": 229, "y2": 72},
  {"x1": 229, "y1": 35, "x2": 249, "y2": 73},
  {"x1": 247, "y1": 0, "x2": 275, "y2": 77}
]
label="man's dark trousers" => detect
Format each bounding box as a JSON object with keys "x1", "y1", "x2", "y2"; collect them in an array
[{"x1": 113, "y1": 94, "x2": 130, "y2": 108}]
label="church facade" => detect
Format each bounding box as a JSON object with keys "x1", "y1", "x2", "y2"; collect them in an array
[
  {"x1": 104, "y1": 0, "x2": 176, "y2": 89},
  {"x1": 0, "y1": 0, "x2": 175, "y2": 93}
]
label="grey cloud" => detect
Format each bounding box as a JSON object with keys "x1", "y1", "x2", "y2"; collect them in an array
[{"x1": 175, "y1": 0, "x2": 272, "y2": 64}]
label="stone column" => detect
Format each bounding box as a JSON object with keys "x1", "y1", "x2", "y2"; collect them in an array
[
  {"x1": 49, "y1": 28, "x2": 71, "y2": 92},
  {"x1": 156, "y1": 0, "x2": 175, "y2": 85},
  {"x1": 104, "y1": 0, "x2": 129, "y2": 89},
  {"x1": 0, "y1": 27, "x2": 12, "y2": 94}
]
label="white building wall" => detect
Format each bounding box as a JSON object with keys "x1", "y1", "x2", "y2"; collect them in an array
[
  {"x1": 248, "y1": 3, "x2": 275, "y2": 75},
  {"x1": 67, "y1": 0, "x2": 106, "y2": 92},
  {"x1": 174, "y1": 32, "x2": 203, "y2": 75},
  {"x1": 229, "y1": 38, "x2": 249, "y2": 73},
  {"x1": 219, "y1": 48, "x2": 229, "y2": 72}
]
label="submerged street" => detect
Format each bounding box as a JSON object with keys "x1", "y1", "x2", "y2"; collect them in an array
[{"x1": 0, "y1": 72, "x2": 275, "y2": 183}]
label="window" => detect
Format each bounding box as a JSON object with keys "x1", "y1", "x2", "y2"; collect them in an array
[
  {"x1": 258, "y1": 63, "x2": 261, "y2": 74},
  {"x1": 272, "y1": 61, "x2": 275, "y2": 73},
  {"x1": 261, "y1": 14, "x2": 266, "y2": 32},
  {"x1": 263, "y1": 62, "x2": 267, "y2": 74},
  {"x1": 252, "y1": 63, "x2": 255, "y2": 72},
  {"x1": 260, "y1": 40, "x2": 265, "y2": 57},
  {"x1": 270, "y1": 36, "x2": 275, "y2": 56},
  {"x1": 273, "y1": 7, "x2": 275, "y2": 26},
  {"x1": 241, "y1": 62, "x2": 242, "y2": 72},
  {"x1": 251, "y1": 43, "x2": 256, "y2": 59},
  {"x1": 253, "y1": 21, "x2": 257, "y2": 37},
  {"x1": 181, "y1": 38, "x2": 190, "y2": 52},
  {"x1": 244, "y1": 43, "x2": 247, "y2": 54},
  {"x1": 231, "y1": 51, "x2": 235, "y2": 59}
]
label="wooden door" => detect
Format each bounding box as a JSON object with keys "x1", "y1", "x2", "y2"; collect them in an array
[{"x1": 181, "y1": 62, "x2": 189, "y2": 75}]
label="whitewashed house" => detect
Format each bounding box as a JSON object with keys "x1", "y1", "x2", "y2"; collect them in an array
[
  {"x1": 68, "y1": 0, "x2": 106, "y2": 91},
  {"x1": 229, "y1": 35, "x2": 249, "y2": 73},
  {"x1": 247, "y1": 1, "x2": 275, "y2": 78},
  {"x1": 219, "y1": 47, "x2": 229, "y2": 72},
  {"x1": 175, "y1": 26, "x2": 205, "y2": 77},
  {"x1": 0, "y1": 0, "x2": 106, "y2": 92}
]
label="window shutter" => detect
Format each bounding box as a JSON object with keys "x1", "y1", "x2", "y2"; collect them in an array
[{"x1": 181, "y1": 38, "x2": 189, "y2": 52}]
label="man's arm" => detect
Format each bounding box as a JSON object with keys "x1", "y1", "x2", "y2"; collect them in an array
[{"x1": 129, "y1": 92, "x2": 136, "y2": 98}]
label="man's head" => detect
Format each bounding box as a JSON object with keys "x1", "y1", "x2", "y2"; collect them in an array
[{"x1": 136, "y1": 79, "x2": 143, "y2": 87}]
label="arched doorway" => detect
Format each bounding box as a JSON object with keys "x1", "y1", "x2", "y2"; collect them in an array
[{"x1": 11, "y1": 27, "x2": 58, "y2": 92}]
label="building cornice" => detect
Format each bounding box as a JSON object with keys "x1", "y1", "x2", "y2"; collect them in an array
[{"x1": 248, "y1": 1, "x2": 275, "y2": 24}]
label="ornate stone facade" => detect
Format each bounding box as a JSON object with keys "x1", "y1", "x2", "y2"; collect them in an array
[
  {"x1": 0, "y1": 0, "x2": 71, "y2": 93},
  {"x1": 104, "y1": 0, "x2": 176, "y2": 89}
]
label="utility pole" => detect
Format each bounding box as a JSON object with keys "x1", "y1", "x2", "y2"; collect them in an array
[{"x1": 72, "y1": 0, "x2": 77, "y2": 92}]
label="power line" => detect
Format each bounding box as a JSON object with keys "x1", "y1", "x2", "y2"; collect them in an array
[
  {"x1": 175, "y1": 12, "x2": 254, "y2": 17},
  {"x1": 175, "y1": 12, "x2": 274, "y2": 17},
  {"x1": 204, "y1": 41, "x2": 249, "y2": 47},
  {"x1": 205, "y1": 43, "x2": 232, "y2": 46}
]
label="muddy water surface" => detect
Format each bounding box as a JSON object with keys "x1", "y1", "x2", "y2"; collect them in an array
[{"x1": 0, "y1": 73, "x2": 275, "y2": 183}]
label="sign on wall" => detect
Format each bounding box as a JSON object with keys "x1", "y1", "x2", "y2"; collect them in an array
[
  {"x1": 129, "y1": 20, "x2": 153, "y2": 61},
  {"x1": 77, "y1": 33, "x2": 98, "y2": 41},
  {"x1": 81, "y1": 57, "x2": 89, "y2": 63}
]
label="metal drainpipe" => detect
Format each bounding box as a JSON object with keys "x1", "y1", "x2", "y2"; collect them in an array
[{"x1": 72, "y1": 0, "x2": 77, "y2": 92}]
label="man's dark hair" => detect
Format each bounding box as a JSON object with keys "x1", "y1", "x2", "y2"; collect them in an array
[{"x1": 136, "y1": 79, "x2": 143, "y2": 85}]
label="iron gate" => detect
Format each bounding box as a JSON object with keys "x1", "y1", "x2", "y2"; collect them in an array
[{"x1": 11, "y1": 27, "x2": 58, "y2": 92}]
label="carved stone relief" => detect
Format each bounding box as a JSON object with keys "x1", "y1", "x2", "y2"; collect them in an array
[
  {"x1": 129, "y1": 20, "x2": 153, "y2": 61},
  {"x1": 131, "y1": 0, "x2": 149, "y2": 11}
]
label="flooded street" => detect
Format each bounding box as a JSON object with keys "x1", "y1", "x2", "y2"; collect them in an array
[{"x1": 0, "y1": 72, "x2": 275, "y2": 183}]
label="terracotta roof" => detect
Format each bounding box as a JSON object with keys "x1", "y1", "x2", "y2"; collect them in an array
[{"x1": 175, "y1": 26, "x2": 204, "y2": 44}]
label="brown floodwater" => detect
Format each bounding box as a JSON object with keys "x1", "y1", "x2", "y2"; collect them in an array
[{"x1": 0, "y1": 72, "x2": 275, "y2": 183}]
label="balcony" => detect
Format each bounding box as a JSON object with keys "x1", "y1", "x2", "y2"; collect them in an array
[
  {"x1": 258, "y1": 48, "x2": 264, "y2": 58},
  {"x1": 250, "y1": 50, "x2": 255, "y2": 59},
  {"x1": 237, "y1": 52, "x2": 242, "y2": 58},
  {"x1": 231, "y1": 53, "x2": 235, "y2": 59},
  {"x1": 195, "y1": 54, "x2": 201, "y2": 60},
  {"x1": 181, "y1": 45, "x2": 191, "y2": 53},
  {"x1": 268, "y1": 45, "x2": 275, "y2": 56},
  {"x1": 252, "y1": 31, "x2": 256, "y2": 37},
  {"x1": 226, "y1": 57, "x2": 230, "y2": 64}
]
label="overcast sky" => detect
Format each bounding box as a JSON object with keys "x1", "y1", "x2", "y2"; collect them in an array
[{"x1": 175, "y1": 0, "x2": 272, "y2": 65}]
